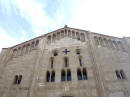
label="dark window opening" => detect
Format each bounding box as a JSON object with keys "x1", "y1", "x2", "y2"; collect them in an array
[
  {"x1": 83, "y1": 69, "x2": 87, "y2": 80},
  {"x1": 77, "y1": 69, "x2": 82, "y2": 80},
  {"x1": 61, "y1": 70, "x2": 66, "y2": 81},
  {"x1": 14, "y1": 75, "x2": 18, "y2": 84},
  {"x1": 51, "y1": 58, "x2": 54, "y2": 68},
  {"x1": 120, "y1": 70, "x2": 126, "y2": 79},
  {"x1": 79, "y1": 58, "x2": 82, "y2": 66},
  {"x1": 17, "y1": 75, "x2": 22, "y2": 85},
  {"x1": 115, "y1": 70, "x2": 121, "y2": 79},
  {"x1": 46, "y1": 71, "x2": 50, "y2": 82},
  {"x1": 67, "y1": 70, "x2": 71, "y2": 81},
  {"x1": 64, "y1": 58, "x2": 68, "y2": 67},
  {"x1": 51, "y1": 71, "x2": 55, "y2": 82}
]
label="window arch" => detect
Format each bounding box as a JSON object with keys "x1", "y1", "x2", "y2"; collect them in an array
[
  {"x1": 50, "y1": 57, "x2": 54, "y2": 68},
  {"x1": 64, "y1": 57, "x2": 68, "y2": 67},
  {"x1": 72, "y1": 31, "x2": 75, "y2": 39},
  {"x1": 67, "y1": 69, "x2": 71, "y2": 81},
  {"x1": 120, "y1": 70, "x2": 126, "y2": 79},
  {"x1": 47, "y1": 36, "x2": 51, "y2": 44},
  {"x1": 35, "y1": 40, "x2": 39, "y2": 46},
  {"x1": 68, "y1": 30, "x2": 71, "y2": 37},
  {"x1": 57, "y1": 32, "x2": 60, "y2": 40},
  {"x1": 76, "y1": 32, "x2": 80, "y2": 40},
  {"x1": 14, "y1": 75, "x2": 18, "y2": 84},
  {"x1": 115, "y1": 70, "x2": 121, "y2": 79},
  {"x1": 77, "y1": 69, "x2": 82, "y2": 80},
  {"x1": 79, "y1": 56, "x2": 82, "y2": 66},
  {"x1": 83, "y1": 68, "x2": 87, "y2": 80},
  {"x1": 61, "y1": 30, "x2": 64, "y2": 38},
  {"x1": 17, "y1": 75, "x2": 22, "y2": 84},
  {"x1": 80, "y1": 33, "x2": 85, "y2": 42},
  {"x1": 61, "y1": 70, "x2": 66, "y2": 81},
  {"x1": 51, "y1": 71, "x2": 55, "y2": 82},
  {"x1": 53, "y1": 34, "x2": 56, "y2": 42},
  {"x1": 46, "y1": 71, "x2": 50, "y2": 82}
]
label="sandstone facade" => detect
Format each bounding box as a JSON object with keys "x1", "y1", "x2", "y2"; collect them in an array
[{"x1": 0, "y1": 26, "x2": 130, "y2": 97}]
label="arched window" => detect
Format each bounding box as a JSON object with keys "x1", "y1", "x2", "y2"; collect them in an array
[
  {"x1": 68, "y1": 30, "x2": 71, "y2": 37},
  {"x1": 94, "y1": 36, "x2": 99, "y2": 45},
  {"x1": 31, "y1": 41, "x2": 35, "y2": 48},
  {"x1": 61, "y1": 30, "x2": 64, "y2": 38},
  {"x1": 77, "y1": 69, "x2": 82, "y2": 80},
  {"x1": 83, "y1": 68, "x2": 87, "y2": 80},
  {"x1": 64, "y1": 57, "x2": 68, "y2": 67},
  {"x1": 79, "y1": 57, "x2": 82, "y2": 66},
  {"x1": 53, "y1": 34, "x2": 56, "y2": 42},
  {"x1": 35, "y1": 40, "x2": 39, "y2": 46},
  {"x1": 72, "y1": 31, "x2": 75, "y2": 39},
  {"x1": 46, "y1": 71, "x2": 50, "y2": 82},
  {"x1": 50, "y1": 57, "x2": 54, "y2": 68},
  {"x1": 14, "y1": 75, "x2": 18, "y2": 84},
  {"x1": 65, "y1": 29, "x2": 67, "y2": 37},
  {"x1": 51, "y1": 71, "x2": 55, "y2": 82},
  {"x1": 57, "y1": 32, "x2": 60, "y2": 40},
  {"x1": 76, "y1": 32, "x2": 80, "y2": 40},
  {"x1": 115, "y1": 70, "x2": 121, "y2": 79},
  {"x1": 67, "y1": 70, "x2": 71, "y2": 81},
  {"x1": 81, "y1": 33, "x2": 85, "y2": 42},
  {"x1": 17, "y1": 75, "x2": 22, "y2": 85},
  {"x1": 61, "y1": 70, "x2": 66, "y2": 81},
  {"x1": 26, "y1": 44, "x2": 30, "y2": 52},
  {"x1": 47, "y1": 36, "x2": 51, "y2": 44},
  {"x1": 120, "y1": 70, "x2": 126, "y2": 79}
]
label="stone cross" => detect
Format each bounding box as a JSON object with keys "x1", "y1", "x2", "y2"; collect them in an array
[{"x1": 63, "y1": 49, "x2": 70, "y2": 55}]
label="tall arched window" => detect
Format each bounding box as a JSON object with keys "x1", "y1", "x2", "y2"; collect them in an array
[
  {"x1": 76, "y1": 32, "x2": 80, "y2": 40},
  {"x1": 13, "y1": 49, "x2": 17, "y2": 57},
  {"x1": 50, "y1": 57, "x2": 54, "y2": 68},
  {"x1": 17, "y1": 75, "x2": 22, "y2": 85},
  {"x1": 72, "y1": 31, "x2": 75, "y2": 39},
  {"x1": 35, "y1": 40, "x2": 39, "y2": 46},
  {"x1": 46, "y1": 71, "x2": 50, "y2": 82},
  {"x1": 14, "y1": 75, "x2": 18, "y2": 84},
  {"x1": 83, "y1": 68, "x2": 87, "y2": 80},
  {"x1": 120, "y1": 70, "x2": 126, "y2": 79},
  {"x1": 80, "y1": 33, "x2": 85, "y2": 42},
  {"x1": 77, "y1": 69, "x2": 82, "y2": 80},
  {"x1": 64, "y1": 57, "x2": 68, "y2": 67},
  {"x1": 79, "y1": 57, "x2": 82, "y2": 66},
  {"x1": 51, "y1": 71, "x2": 55, "y2": 82},
  {"x1": 68, "y1": 30, "x2": 71, "y2": 37},
  {"x1": 57, "y1": 32, "x2": 60, "y2": 40},
  {"x1": 67, "y1": 70, "x2": 71, "y2": 81},
  {"x1": 115, "y1": 70, "x2": 121, "y2": 79},
  {"x1": 61, "y1": 70, "x2": 66, "y2": 81},
  {"x1": 53, "y1": 34, "x2": 56, "y2": 42}
]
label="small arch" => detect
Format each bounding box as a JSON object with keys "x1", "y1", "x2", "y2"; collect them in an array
[
  {"x1": 61, "y1": 70, "x2": 66, "y2": 81},
  {"x1": 64, "y1": 57, "x2": 68, "y2": 67},
  {"x1": 52, "y1": 34, "x2": 56, "y2": 42},
  {"x1": 67, "y1": 69, "x2": 71, "y2": 81},
  {"x1": 68, "y1": 30, "x2": 71, "y2": 37},
  {"x1": 35, "y1": 40, "x2": 39, "y2": 46},
  {"x1": 17, "y1": 75, "x2": 22, "y2": 85},
  {"x1": 31, "y1": 41, "x2": 35, "y2": 49},
  {"x1": 120, "y1": 70, "x2": 126, "y2": 79},
  {"x1": 61, "y1": 30, "x2": 64, "y2": 38},
  {"x1": 51, "y1": 71, "x2": 55, "y2": 82},
  {"x1": 76, "y1": 32, "x2": 80, "y2": 40},
  {"x1": 72, "y1": 31, "x2": 75, "y2": 39},
  {"x1": 83, "y1": 68, "x2": 87, "y2": 80},
  {"x1": 46, "y1": 71, "x2": 50, "y2": 82},
  {"x1": 94, "y1": 36, "x2": 99, "y2": 45},
  {"x1": 79, "y1": 56, "x2": 82, "y2": 66},
  {"x1": 57, "y1": 32, "x2": 60, "y2": 40},
  {"x1": 77, "y1": 69, "x2": 82, "y2": 80},
  {"x1": 115, "y1": 70, "x2": 121, "y2": 79},
  {"x1": 50, "y1": 57, "x2": 54, "y2": 68},
  {"x1": 80, "y1": 33, "x2": 85, "y2": 42},
  {"x1": 13, "y1": 75, "x2": 18, "y2": 84},
  {"x1": 47, "y1": 35, "x2": 51, "y2": 44}
]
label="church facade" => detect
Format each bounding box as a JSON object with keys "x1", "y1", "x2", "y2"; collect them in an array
[{"x1": 0, "y1": 26, "x2": 130, "y2": 97}]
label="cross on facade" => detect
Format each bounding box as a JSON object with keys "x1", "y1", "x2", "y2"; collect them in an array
[{"x1": 63, "y1": 49, "x2": 70, "y2": 55}]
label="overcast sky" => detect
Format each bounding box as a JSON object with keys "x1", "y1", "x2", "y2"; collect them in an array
[{"x1": 0, "y1": 0, "x2": 130, "y2": 51}]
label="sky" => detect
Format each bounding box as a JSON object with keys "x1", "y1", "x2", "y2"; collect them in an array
[{"x1": 0, "y1": 0, "x2": 130, "y2": 51}]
